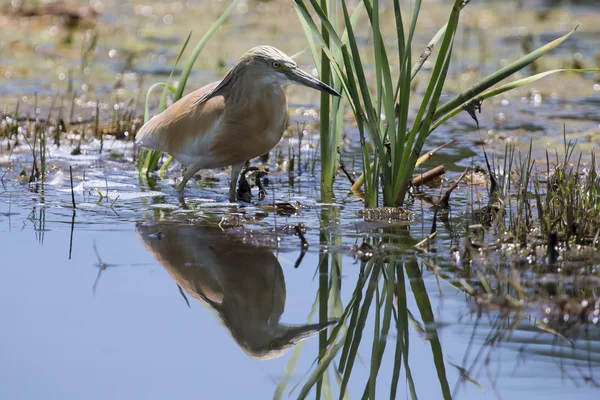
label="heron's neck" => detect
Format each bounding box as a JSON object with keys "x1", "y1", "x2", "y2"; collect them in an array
[{"x1": 226, "y1": 69, "x2": 285, "y2": 105}]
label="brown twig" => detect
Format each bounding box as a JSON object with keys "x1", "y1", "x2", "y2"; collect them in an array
[
  {"x1": 339, "y1": 158, "x2": 356, "y2": 185},
  {"x1": 438, "y1": 167, "x2": 470, "y2": 208},
  {"x1": 412, "y1": 165, "x2": 446, "y2": 187},
  {"x1": 69, "y1": 166, "x2": 76, "y2": 209},
  {"x1": 293, "y1": 224, "x2": 308, "y2": 269}
]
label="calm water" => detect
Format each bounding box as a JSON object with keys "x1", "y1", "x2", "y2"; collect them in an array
[
  {"x1": 1, "y1": 141, "x2": 598, "y2": 399},
  {"x1": 1, "y1": 0, "x2": 599, "y2": 399}
]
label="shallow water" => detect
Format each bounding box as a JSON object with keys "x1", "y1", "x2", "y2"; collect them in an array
[
  {"x1": 1, "y1": 0, "x2": 599, "y2": 399},
  {"x1": 2, "y1": 139, "x2": 599, "y2": 399}
]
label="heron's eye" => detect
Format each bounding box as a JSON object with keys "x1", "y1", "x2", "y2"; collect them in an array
[
  {"x1": 270, "y1": 341, "x2": 279, "y2": 349},
  {"x1": 272, "y1": 62, "x2": 281, "y2": 69}
]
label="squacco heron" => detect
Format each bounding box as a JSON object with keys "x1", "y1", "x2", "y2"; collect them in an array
[
  {"x1": 136, "y1": 221, "x2": 336, "y2": 359},
  {"x1": 135, "y1": 45, "x2": 341, "y2": 200}
]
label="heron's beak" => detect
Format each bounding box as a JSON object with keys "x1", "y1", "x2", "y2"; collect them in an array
[
  {"x1": 281, "y1": 320, "x2": 339, "y2": 344},
  {"x1": 289, "y1": 68, "x2": 342, "y2": 97}
]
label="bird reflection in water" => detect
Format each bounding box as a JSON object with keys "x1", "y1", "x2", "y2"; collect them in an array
[{"x1": 136, "y1": 221, "x2": 335, "y2": 360}]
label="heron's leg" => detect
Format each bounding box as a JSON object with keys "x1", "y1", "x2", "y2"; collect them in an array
[
  {"x1": 229, "y1": 162, "x2": 244, "y2": 202},
  {"x1": 177, "y1": 161, "x2": 203, "y2": 192}
]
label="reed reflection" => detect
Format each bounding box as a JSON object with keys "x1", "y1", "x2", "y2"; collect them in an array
[{"x1": 136, "y1": 221, "x2": 334, "y2": 360}]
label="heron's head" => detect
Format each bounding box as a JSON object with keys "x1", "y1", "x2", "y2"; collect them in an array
[
  {"x1": 237, "y1": 320, "x2": 338, "y2": 360},
  {"x1": 240, "y1": 45, "x2": 341, "y2": 97}
]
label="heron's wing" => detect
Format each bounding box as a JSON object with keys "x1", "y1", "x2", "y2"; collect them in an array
[
  {"x1": 136, "y1": 223, "x2": 285, "y2": 321},
  {"x1": 189, "y1": 63, "x2": 239, "y2": 107},
  {"x1": 134, "y1": 81, "x2": 225, "y2": 166},
  {"x1": 135, "y1": 224, "x2": 226, "y2": 306}
]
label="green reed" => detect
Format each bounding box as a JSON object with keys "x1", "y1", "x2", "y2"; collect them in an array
[{"x1": 295, "y1": 0, "x2": 598, "y2": 208}]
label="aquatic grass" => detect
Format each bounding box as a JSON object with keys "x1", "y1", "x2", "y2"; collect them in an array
[
  {"x1": 426, "y1": 135, "x2": 600, "y2": 339},
  {"x1": 295, "y1": 0, "x2": 597, "y2": 207},
  {"x1": 294, "y1": 0, "x2": 466, "y2": 207},
  {"x1": 0, "y1": 102, "x2": 20, "y2": 152},
  {"x1": 137, "y1": 0, "x2": 239, "y2": 177},
  {"x1": 539, "y1": 141, "x2": 600, "y2": 245},
  {"x1": 486, "y1": 133, "x2": 600, "y2": 247},
  {"x1": 294, "y1": 1, "x2": 363, "y2": 200},
  {"x1": 317, "y1": 0, "x2": 332, "y2": 202},
  {"x1": 18, "y1": 118, "x2": 48, "y2": 184}
]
